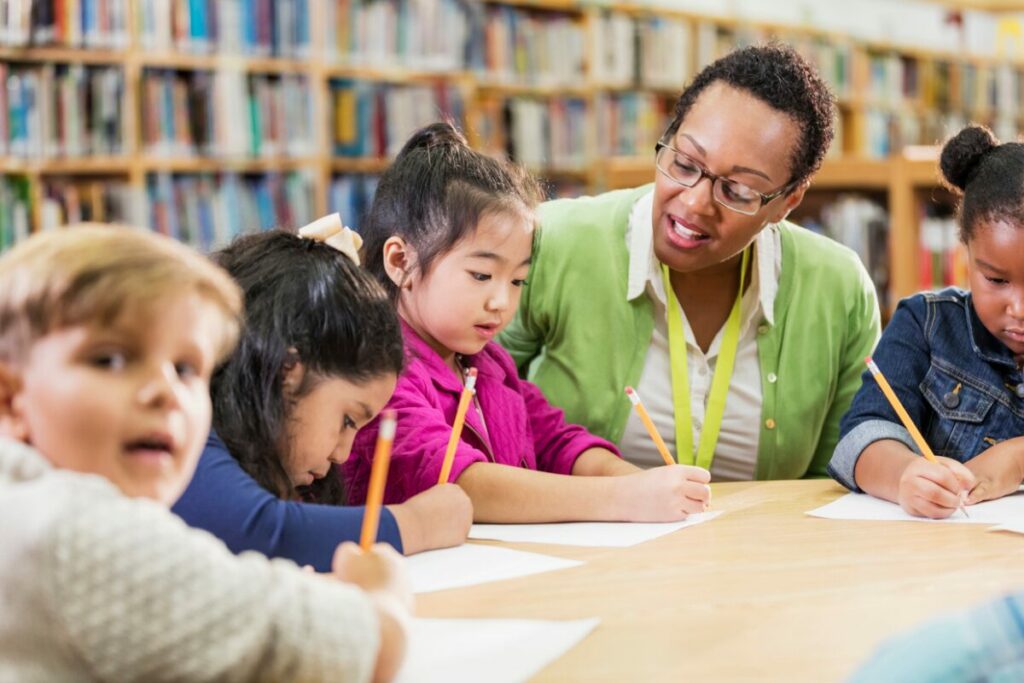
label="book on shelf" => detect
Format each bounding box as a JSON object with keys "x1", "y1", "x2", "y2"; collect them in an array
[
  {"x1": 325, "y1": 0, "x2": 474, "y2": 71},
  {"x1": 2, "y1": 62, "x2": 123, "y2": 158},
  {"x1": 0, "y1": 0, "x2": 130, "y2": 49},
  {"x1": 145, "y1": 170, "x2": 315, "y2": 251},
  {"x1": 39, "y1": 177, "x2": 137, "y2": 230},
  {"x1": 591, "y1": 11, "x2": 690, "y2": 91},
  {"x1": 328, "y1": 173, "x2": 378, "y2": 231},
  {"x1": 918, "y1": 213, "x2": 966, "y2": 291},
  {"x1": 482, "y1": 4, "x2": 585, "y2": 87},
  {"x1": 141, "y1": 68, "x2": 312, "y2": 157},
  {"x1": 596, "y1": 91, "x2": 670, "y2": 158},
  {"x1": 0, "y1": 175, "x2": 30, "y2": 250},
  {"x1": 137, "y1": 0, "x2": 309, "y2": 57},
  {"x1": 799, "y1": 195, "x2": 890, "y2": 310},
  {"x1": 507, "y1": 96, "x2": 587, "y2": 172},
  {"x1": 330, "y1": 79, "x2": 464, "y2": 158}
]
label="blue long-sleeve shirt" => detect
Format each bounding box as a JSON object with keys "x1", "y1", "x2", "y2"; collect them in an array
[{"x1": 172, "y1": 433, "x2": 403, "y2": 572}]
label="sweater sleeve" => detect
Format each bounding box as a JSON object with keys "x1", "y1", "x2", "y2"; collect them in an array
[
  {"x1": 172, "y1": 437, "x2": 402, "y2": 571},
  {"x1": 828, "y1": 295, "x2": 932, "y2": 490},
  {"x1": 347, "y1": 373, "x2": 491, "y2": 505},
  {"x1": 848, "y1": 591, "x2": 1024, "y2": 683},
  {"x1": 50, "y1": 493, "x2": 381, "y2": 683},
  {"x1": 805, "y1": 258, "x2": 881, "y2": 479}
]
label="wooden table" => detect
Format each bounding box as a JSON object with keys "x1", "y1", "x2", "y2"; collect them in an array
[{"x1": 416, "y1": 479, "x2": 1024, "y2": 682}]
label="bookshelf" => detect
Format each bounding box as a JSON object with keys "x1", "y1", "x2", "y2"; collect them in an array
[{"x1": 0, "y1": 0, "x2": 1017, "y2": 311}]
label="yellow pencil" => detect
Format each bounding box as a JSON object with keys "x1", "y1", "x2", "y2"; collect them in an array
[
  {"x1": 865, "y1": 357, "x2": 969, "y2": 517},
  {"x1": 438, "y1": 367, "x2": 478, "y2": 485},
  {"x1": 360, "y1": 409, "x2": 397, "y2": 551},
  {"x1": 625, "y1": 386, "x2": 675, "y2": 466}
]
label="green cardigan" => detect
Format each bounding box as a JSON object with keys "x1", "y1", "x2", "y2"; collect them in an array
[{"x1": 499, "y1": 185, "x2": 882, "y2": 479}]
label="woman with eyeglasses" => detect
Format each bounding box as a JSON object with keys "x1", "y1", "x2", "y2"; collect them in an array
[{"x1": 498, "y1": 43, "x2": 881, "y2": 482}]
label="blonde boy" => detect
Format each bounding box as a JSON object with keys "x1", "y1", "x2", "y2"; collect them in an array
[{"x1": 0, "y1": 226, "x2": 409, "y2": 683}]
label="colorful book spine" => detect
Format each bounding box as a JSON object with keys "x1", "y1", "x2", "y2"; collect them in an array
[
  {"x1": 144, "y1": 170, "x2": 314, "y2": 251},
  {"x1": 329, "y1": 79, "x2": 464, "y2": 158}
]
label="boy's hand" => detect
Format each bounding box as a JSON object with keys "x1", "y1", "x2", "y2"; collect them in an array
[
  {"x1": 964, "y1": 437, "x2": 1024, "y2": 505},
  {"x1": 616, "y1": 465, "x2": 711, "y2": 522},
  {"x1": 331, "y1": 542, "x2": 413, "y2": 611},
  {"x1": 388, "y1": 483, "x2": 473, "y2": 555},
  {"x1": 897, "y1": 456, "x2": 975, "y2": 519}
]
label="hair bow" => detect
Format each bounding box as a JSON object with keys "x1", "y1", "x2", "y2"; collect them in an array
[{"x1": 298, "y1": 213, "x2": 363, "y2": 266}]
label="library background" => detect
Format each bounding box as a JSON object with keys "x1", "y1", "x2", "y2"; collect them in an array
[{"x1": 1, "y1": 0, "x2": 1024, "y2": 314}]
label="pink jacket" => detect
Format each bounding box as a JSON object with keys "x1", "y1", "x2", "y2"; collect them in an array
[{"x1": 344, "y1": 322, "x2": 620, "y2": 504}]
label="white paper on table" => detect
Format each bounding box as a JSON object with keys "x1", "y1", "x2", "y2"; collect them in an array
[
  {"x1": 468, "y1": 511, "x2": 721, "y2": 547},
  {"x1": 395, "y1": 617, "x2": 600, "y2": 683},
  {"x1": 407, "y1": 543, "x2": 582, "y2": 594},
  {"x1": 807, "y1": 492, "x2": 1024, "y2": 524}
]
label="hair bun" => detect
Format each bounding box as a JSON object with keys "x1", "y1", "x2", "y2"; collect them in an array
[
  {"x1": 940, "y1": 125, "x2": 999, "y2": 191},
  {"x1": 396, "y1": 121, "x2": 468, "y2": 159}
]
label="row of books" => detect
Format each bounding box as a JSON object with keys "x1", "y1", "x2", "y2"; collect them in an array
[
  {"x1": 325, "y1": 0, "x2": 472, "y2": 71},
  {"x1": 137, "y1": 0, "x2": 309, "y2": 57},
  {"x1": 504, "y1": 97, "x2": 588, "y2": 172},
  {"x1": 2, "y1": 63, "x2": 123, "y2": 157},
  {"x1": 800, "y1": 194, "x2": 890, "y2": 310},
  {"x1": 328, "y1": 173, "x2": 378, "y2": 231},
  {"x1": 482, "y1": 5, "x2": 585, "y2": 87},
  {"x1": 141, "y1": 69, "x2": 313, "y2": 158},
  {"x1": 0, "y1": 0, "x2": 129, "y2": 48},
  {"x1": 591, "y1": 12, "x2": 691, "y2": 91},
  {"x1": 595, "y1": 92, "x2": 671, "y2": 158},
  {"x1": 146, "y1": 171, "x2": 315, "y2": 251},
  {"x1": 39, "y1": 177, "x2": 135, "y2": 230},
  {"x1": 331, "y1": 80, "x2": 464, "y2": 158}
]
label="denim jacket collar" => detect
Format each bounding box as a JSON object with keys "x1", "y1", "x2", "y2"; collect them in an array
[{"x1": 965, "y1": 293, "x2": 1019, "y2": 370}]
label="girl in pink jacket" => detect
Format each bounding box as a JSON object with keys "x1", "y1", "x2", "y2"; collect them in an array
[{"x1": 347, "y1": 122, "x2": 711, "y2": 523}]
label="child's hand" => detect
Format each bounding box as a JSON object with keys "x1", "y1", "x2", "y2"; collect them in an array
[
  {"x1": 897, "y1": 456, "x2": 975, "y2": 519},
  {"x1": 332, "y1": 542, "x2": 412, "y2": 683},
  {"x1": 617, "y1": 464, "x2": 711, "y2": 522},
  {"x1": 964, "y1": 437, "x2": 1024, "y2": 505},
  {"x1": 331, "y1": 542, "x2": 413, "y2": 610},
  {"x1": 388, "y1": 483, "x2": 473, "y2": 555}
]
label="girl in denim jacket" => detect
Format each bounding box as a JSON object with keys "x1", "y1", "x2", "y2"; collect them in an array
[
  {"x1": 830, "y1": 125, "x2": 1024, "y2": 518},
  {"x1": 347, "y1": 122, "x2": 711, "y2": 522}
]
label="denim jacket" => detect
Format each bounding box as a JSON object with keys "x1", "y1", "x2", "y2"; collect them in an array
[{"x1": 829, "y1": 288, "x2": 1024, "y2": 491}]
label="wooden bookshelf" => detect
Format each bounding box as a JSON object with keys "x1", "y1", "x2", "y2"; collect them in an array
[{"x1": 0, "y1": 0, "x2": 1018, "y2": 310}]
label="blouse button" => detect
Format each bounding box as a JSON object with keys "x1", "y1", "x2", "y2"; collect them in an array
[
  {"x1": 757, "y1": 324, "x2": 770, "y2": 335},
  {"x1": 765, "y1": 418, "x2": 776, "y2": 430},
  {"x1": 767, "y1": 372, "x2": 778, "y2": 383},
  {"x1": 942, "y1": 391, "x2": 960, "y2": 409}
]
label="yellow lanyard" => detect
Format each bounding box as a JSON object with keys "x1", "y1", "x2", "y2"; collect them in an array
[{"x1": 660, "y1": 247, "x2": 749, "y2": 470}]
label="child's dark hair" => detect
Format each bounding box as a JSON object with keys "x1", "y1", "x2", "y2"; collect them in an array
[
  {"x1": 360, "y1": 121, "x2": 544, "y2": 299},
  {"x1": 939, "y1": 125, "x2": 1024, "y2": 243},
  {"x1": 210, "y1": 230, "x2": 404, "y2": 502},
  {"x1": 665, "y1": 43, "x2": 835, "y2": 187}
]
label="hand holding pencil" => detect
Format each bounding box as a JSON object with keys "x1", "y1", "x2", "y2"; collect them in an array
[{"x1": 865, "y1": 358, "x2": 973, "y2": 519}]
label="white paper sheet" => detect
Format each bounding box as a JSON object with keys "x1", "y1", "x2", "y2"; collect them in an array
[
  {"x1": 807, "y1": 492, "x2": 1024, "y2": 524},
  {"x1": 407, "y1": 543, "x2": 582, "y2": 594},
  {"x1": 468, "y1": 511, "x2": 721, "y2": 547},
  {"x1": 395, "y1": 617, "x2": 600, "y2": 683}
]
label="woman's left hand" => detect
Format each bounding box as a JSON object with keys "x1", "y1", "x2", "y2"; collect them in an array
[{"x1": 963, "y1": 436, "x2": 1024, "y2": 505}]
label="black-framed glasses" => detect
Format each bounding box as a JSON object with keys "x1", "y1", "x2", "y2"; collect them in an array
[{"x1": 654, "y1": 141, "x2": 794, "y2": 216}]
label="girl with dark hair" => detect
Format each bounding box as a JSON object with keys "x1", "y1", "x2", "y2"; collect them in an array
[
  {"x1": 173, "y1": 228, "x2": 472, "y2": 569},
  {"x1": 348, "y1": 122, "x2": 710, "y2": 522},
  {"x1": 830, "y1": 125, "x2": 1024, "y2": 518}
]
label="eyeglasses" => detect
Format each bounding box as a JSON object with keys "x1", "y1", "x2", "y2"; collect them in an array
[{"x1": 654, "y1": 142, "x2": 794, "y2": 216}]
